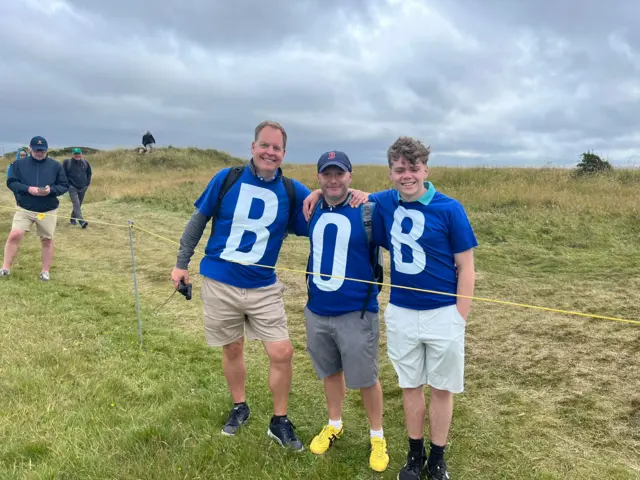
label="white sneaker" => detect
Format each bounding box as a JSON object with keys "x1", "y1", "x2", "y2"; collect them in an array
[
  {"x1": 0, "y1": 268, "x2": 9, "y2": 276},
  {"x1": 40, "y1": 271, "x2": 50, "y2": 281}
]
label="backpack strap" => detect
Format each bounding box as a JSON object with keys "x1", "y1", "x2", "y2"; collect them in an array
[
  {"x1": 210, "y1": 165, "x2": 245, "y2": 237},
  {"x1": 282, "y1": 176, "x2": 296, "y2": 226},
  {"x1": 305, "y1": 199, "x2": 323, "y2": 296},
  {"x1": 362, "y1": 202, "x2": 374, "y2": 245},
  {"x1": 360, "y1": 202, "x2": 382, "y2": 318}
]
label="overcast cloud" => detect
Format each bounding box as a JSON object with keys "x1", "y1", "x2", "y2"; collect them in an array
[{"x1": 2, "y1": 0, "x2": 640, "y2": 166}]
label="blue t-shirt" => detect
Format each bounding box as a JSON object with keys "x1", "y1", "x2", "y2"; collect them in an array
[
  {"x1": 194, "y1": 166, "x2": 311, "y2": 288},
  {"x1": 291, "y1": 200, "x2": 381, "y2": 317},
  {"x1": 370, "y1": 182, "x2": 478, "y2": 310}
]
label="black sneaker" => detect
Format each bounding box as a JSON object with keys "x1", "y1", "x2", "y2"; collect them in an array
[
  {"x1": 221, "y1": 403, "x2": 250, "y2": 436},
  {"x1": 70, "y1": 219, "x2": 77, "y2": 225},
  {"x1": 80, "y1": 221, "x2": 88, "y2": 229},
  {"x1": 397, "y1": 451, "x2": 427, "y2": 480},
  {"x1": 267, "y1": 416, "x2": 304, "y2": 451},
  {"x1": 427, "y1": 458, "x2": 450, "y2": 479}
]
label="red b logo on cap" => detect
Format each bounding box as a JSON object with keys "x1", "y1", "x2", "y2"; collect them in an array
[{"x1": 328, "y1": 151, "x2": 336, "y2": 159}]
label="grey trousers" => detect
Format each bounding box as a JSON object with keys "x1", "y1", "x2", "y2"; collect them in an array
[{"x1": 69, "y1": 186, "x2": 88, "y2": 222}]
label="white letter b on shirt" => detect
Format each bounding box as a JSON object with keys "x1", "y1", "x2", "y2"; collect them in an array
[
  {"x1": 221, "y1": 184, "x2": 279, "y2": 264},
  {"x1": 391, "y1": 206, "x2": 426, "y2": 274}
]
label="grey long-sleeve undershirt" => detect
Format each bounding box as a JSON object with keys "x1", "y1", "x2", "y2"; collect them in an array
[{"x1": 176, "y1": 210, "x2": 210, "y2": 269}]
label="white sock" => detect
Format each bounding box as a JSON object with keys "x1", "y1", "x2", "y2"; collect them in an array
[
  {"x1": 370, "y1": 428, "x2": 384, "y2": 439},
  {"x1": 328, "y1": 418, "x2": 343, "y2": 430}
]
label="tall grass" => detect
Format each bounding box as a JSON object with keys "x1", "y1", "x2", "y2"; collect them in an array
[{"x1": 0, "y1": 148, "x2": 638, "y2": 479}]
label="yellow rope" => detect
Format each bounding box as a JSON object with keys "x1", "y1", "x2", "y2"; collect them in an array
[
  {"x1": 129, "y1": 224, "x2": 640, "y2": 326},
  {"x1": 0, "y1": 204, "x2": 128, "y2": 228},
  {"x1": 2, "y1": 202, "x2": 636, "y2": 326}
]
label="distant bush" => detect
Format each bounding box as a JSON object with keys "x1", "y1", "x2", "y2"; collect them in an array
[
  {"x1": 575, "y1": 151, "x2": 613, "y2": 175},
  {"x1": 49, "y1": 146, "x2": 101, "y2": 157}
]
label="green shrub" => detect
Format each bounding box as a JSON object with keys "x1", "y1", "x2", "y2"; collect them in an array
[{"x1": 575, "y1": 151, "x2": 613, "y2": 175}]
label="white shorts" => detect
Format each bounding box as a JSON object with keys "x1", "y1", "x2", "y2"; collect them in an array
[{"x1": 384, "y1": 303, "x2": 466, "y2": 393}]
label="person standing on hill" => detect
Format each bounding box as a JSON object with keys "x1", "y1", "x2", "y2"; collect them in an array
[
  {"x1": 142, "y1": 131, "x2": 155, "y2": 153},
  {"x1": 170, "y1": 120, "x2": 313, "y2": 451},
  {"x1": 63, "y1": 148, "x2": 92, "y2": 228},
  {"x1": 2, "y1": 136, "x2": 69, "y2": 281}
]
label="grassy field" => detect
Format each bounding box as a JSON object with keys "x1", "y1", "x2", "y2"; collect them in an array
[{"x1": 0, "y1": 148, "x2": 639, "y2": 479}]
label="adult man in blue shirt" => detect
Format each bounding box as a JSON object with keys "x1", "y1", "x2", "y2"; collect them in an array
[
  {"x1": 170, "y1": 121, "x2": 311, "y2": 451},
  {"x1": 290, "y1": 151, "x2": 389, "y2": 472},
  {"x1": 303, "y1": 137, "x2": 478, "y2": 480},
  {"x1": 2, "y1": 136, "x2": 69, "y2": 281}
]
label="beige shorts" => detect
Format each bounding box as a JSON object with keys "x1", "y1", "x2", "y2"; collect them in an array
[
  {"x1": 200, "y1": 277, "x2": 289, "y2": 347},
  {"x1": 12, "y1": 209, "x2": 58, "y2": 239}
]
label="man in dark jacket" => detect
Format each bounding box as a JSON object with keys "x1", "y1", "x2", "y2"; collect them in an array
[
  {"x1": 1, "y1": 136, "x2": 69, "y2": 281},
  {"x1": 142, "y1": 130, "x2": 155, "y2": 153},
  {"x1": 63, "y1": 147, "x2": 92, "y2": 228}
]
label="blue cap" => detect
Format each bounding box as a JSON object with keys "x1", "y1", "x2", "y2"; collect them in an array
[
  {"x1": 317, "y1": 150, "x2": 352, "y2": 173},
  {"x1": 29, "y1": 136, "x2": 48, "y2": 151}
]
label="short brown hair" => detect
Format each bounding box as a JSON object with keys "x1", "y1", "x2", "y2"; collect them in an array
[
  {"x1": 387, "y1": 136, "x2": 431, "y2": 167},
  {"x1": 254, "y1": 120, "x2": 288, "y2": 149}
]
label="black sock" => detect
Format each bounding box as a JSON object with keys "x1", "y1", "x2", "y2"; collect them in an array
[
  {"x1": 409, "y1": 437, "x2": 425, "y2": 458},
  {"x1": 428, "y1": 442, "x2": 445, "y2": 468},
  {"x1": 233, "y1": 401, "x2": 247, "y2": 408},
  {"x1": 271, "y1": 414, "x2": 287, "y2": 423}
]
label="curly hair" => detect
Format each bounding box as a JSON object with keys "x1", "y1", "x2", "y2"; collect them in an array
[
  {"x1": 387, "y1": 136, "x2": 431, "y2": 167},
  {"x1": 254, "y1": 120, "x2": 288, "y2": 149}
]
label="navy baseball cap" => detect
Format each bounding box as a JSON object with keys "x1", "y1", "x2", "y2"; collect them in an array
[
  {"x1": 29, "y1": 136, "x2": 48, "y2": 151},
  {"x1": 317, "y1": 150, "x2": 352, "y2": 173}
]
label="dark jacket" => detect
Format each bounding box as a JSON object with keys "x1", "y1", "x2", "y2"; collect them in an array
[
  {"x1": 142, "y1": 133, "x2": 155, "y2": 146},
  {"x1": 7, "y1": 155, "x2": 69, "y2": 212},
  {"x1": 63, "y1": 158, "x2": 92, "y2": 189}
]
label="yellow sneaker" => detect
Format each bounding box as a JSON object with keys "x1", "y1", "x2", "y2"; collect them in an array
[
  {"x1": 369, "y1": 436, "x2": 389, "y2": 472},
  {"x1": 309, "y1": 424, "x2": 343, "y2": 455}
]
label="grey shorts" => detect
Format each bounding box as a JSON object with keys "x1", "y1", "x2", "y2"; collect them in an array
[{"x1": 304, "y1": 306, "x2": 379, "y2": 389}]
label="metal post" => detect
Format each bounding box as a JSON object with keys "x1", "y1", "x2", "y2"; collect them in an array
[{"x1": 128, "y1": 220, "x2": 143, "y2": 346}]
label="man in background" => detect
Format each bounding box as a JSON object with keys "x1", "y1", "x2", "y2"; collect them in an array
[
  {"x1": 7, "y1": 147, "x2": 27, "y2": 179},
  {"x1": 7, "y1": 148, "x2": 28, "y2": 203},
  {"x1": 2, "y1": 136, "x2": 69, "y2": 281},
  {"x1": 63, "y1": 147, "x2": 92, "y2": 228},
  {"x1": 142, "y1": 131, "x2": 155, "y2": 153}
]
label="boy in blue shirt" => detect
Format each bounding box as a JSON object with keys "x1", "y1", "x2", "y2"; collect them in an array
[
  {"x1": 171, "y1": 121, "x2": 312, "y2": 451},
  {"x1": 303, "y1": 137, "x2": 478, "y2": 480},
  {"x1": 290, "y1": 151, "x2": 389, "y2": 472},
  {"x1": 371, "y1": 137, "x2": 477, "y2": 480}
]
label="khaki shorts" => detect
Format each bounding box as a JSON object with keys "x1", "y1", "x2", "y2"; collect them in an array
[
  {"x1": 12, "y1": 209, "x2": 58, "y2": 239},
  {"x1": 385, "y1": 303, "x2": 466, "y2": 393},
  {"x1": 200, "y1": 277, "x2": 289, "y2": 346}
]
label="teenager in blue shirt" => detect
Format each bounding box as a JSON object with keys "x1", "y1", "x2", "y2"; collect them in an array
[
  {"x1": 290, "y1": 151, "x2": 389, "y2": 472},
  {"x1": 303, "y1": 137, "x2": 478, "y2": 480},
  {"x1": 170, "y1": 121, "x2": 312, "y2": 451}
]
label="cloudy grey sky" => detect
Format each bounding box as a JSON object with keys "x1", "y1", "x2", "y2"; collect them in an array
[{"x1": 2, "y1": 0, "x2": 640, "y2": 166}]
